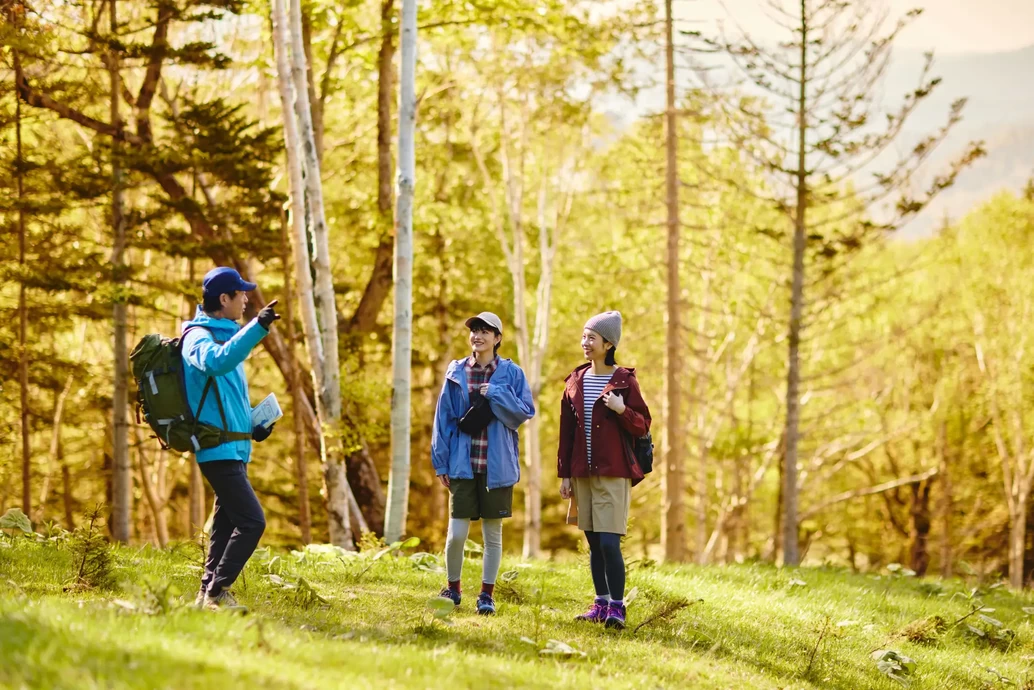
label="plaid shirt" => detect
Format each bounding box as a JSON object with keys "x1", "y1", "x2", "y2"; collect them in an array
[{"x1": 465, "y1": 355, "x2": 498, "y2": 473}]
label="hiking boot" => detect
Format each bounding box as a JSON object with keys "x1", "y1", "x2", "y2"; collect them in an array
[
  {"x1": 204, "y1": 590, "x2": 248, "y2": 613},
  {"x1": 476, "y1": 592, "x2": 496, "y2": 616},
  {"x1": 194, "y1": 588, "x2": 206, "y2": 608},
  {"x1": 438, "y1": 587, "x2": 461, "y2": 608},
  {"x1": 575, "y1": 597, "x2": 609, "y2": 623},
  {"x1": 605, "y1": 601, "x2": 626, "y2": 630}
]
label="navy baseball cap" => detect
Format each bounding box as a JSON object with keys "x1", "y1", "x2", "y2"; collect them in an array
[{"x1": 202, "y1": 267, "x2": 257, "y2": 296}]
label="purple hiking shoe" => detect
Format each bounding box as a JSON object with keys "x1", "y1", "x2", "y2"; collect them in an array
[
  {"x1": 605, "y1": 601, "x2": 626, "y2": 630},
  {"x1": 438, "y1": 587, "x2": 461, "y2": 607},
  {"x1": 575, "y1": 597, "x2": 609, "y2": 623}
]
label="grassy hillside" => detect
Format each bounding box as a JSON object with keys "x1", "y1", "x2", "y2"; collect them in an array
[{"x1": 1, "y1": 531, "x2": 1032, "y2": 690}]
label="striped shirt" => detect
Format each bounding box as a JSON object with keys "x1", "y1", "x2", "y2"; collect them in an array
[
  {"x1": 465, "y1": 355, "x2": 498, "y2": 473},
  {"x1": 582, "y1": 373, "x2": 612, "y2": 466}
]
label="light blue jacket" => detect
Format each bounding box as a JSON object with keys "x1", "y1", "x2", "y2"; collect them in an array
[
  {"x1": 431, "y1": 357, "x2": 536, "y2": 489},
  {"x1": 180, "y1": 306, "x2": 269, "y2": 463}
]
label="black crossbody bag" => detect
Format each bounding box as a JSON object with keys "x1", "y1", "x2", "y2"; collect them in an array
[{"x1": 458, "y1": 390, "x2": 495, "y2": 435}]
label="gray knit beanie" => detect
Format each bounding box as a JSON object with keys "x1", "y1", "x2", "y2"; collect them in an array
[{"x1": 584, "y1": 311, "x2": 622, "y2": 348}]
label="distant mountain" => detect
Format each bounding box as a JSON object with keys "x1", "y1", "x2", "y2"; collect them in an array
[
  {"x1": 603, "y1": 43, "x2": 1034, "y2": 238},
  {"x1": 884, "y1": 45, "x2": 1034, "y2": 236}
]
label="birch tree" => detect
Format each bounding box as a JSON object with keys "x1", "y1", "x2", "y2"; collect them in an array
[
  {"x1": 470, "y1": 116, "x2": 575, "y2": 559},
  {"x1": 384, "y1": 0, "x2": 417, "y2": 543},
  {"x1": 273, "y1": 0, "x2": 352, "y2": 546}
]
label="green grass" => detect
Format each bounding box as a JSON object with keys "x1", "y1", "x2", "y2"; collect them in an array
[{"x1": 1, "y1": 535, "x2": 1032, "y2": 690}]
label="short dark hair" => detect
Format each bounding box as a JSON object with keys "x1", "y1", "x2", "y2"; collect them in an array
[
  {"x1": 605, "y1": 346, "x2": 617, "y2": 366},
  {"x1": 470, "y1": 321, "x2": 502, "y2": 356},
  {"x1": 203, "y1": 289, "x2": 237, "y2": 314}
]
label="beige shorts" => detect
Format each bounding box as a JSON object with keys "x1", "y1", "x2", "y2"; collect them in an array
[{"x1": 567, "y1": 476, "x2": 631, "y2": 535}]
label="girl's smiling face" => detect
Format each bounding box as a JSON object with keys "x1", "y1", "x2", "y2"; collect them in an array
[{"x1": 581, "y1": 329, "x2": 611, "y2": 362}]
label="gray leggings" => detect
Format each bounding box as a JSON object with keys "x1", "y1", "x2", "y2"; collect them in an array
[{"x1": 445, "y1": 518, "x2": 503, "y2": 584}]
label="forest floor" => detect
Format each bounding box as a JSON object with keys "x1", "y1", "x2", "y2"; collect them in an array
[{"x1": 1, "y1": 532, "x2": 1032, "y2": 690}]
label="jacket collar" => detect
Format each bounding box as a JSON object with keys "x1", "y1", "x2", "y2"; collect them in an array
[
  {"x1": 566, "y1": 364, "x2": 637, "y2": 416},
  {"x1": 566, "y1": 363, "x2": 636, "y2": 389},
  {"x1": 447, "y1": 356, "x2": 512, "y2": 384},
  {"x1": 182, "y1": 305, "x2": 242, "y2": 337}
]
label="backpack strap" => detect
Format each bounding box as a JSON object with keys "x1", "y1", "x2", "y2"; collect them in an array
[{"x1": 183, "y1": 326, "x2": 253, "y2": 445}]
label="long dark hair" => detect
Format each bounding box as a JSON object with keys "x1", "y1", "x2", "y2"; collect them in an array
[{"x1": 605, "y1": 344, "x2": 617, "y2": 366}]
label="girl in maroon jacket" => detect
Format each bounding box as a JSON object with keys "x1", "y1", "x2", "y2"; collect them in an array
[{"x1": 557, "y1": 311, "x2": 652, "y2": 629}]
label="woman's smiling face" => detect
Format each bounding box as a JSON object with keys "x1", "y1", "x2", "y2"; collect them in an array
[{"x1": 581, "y1": 329, "x2": 610, "y2": 362}]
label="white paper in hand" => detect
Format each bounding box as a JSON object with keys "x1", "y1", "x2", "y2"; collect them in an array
[{"x1": 251, "y1": 393, "x2": 284, "y2": 429}]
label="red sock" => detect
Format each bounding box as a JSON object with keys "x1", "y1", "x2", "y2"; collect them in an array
[
  {"x1": 481, "y1": 582, "x2": 495, "y2": 596},
  {"x1": 448, "y1": 580, "x2": 461, "y2": 594}
]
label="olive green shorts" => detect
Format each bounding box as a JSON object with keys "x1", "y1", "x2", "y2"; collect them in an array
[{"x1": 449, "y1": 473, "x2": 513, "y2": 521}]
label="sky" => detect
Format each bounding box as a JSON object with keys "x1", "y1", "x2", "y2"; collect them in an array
[{"x1": 687, "y1": 0, "x2": 1034, "y2": 55}]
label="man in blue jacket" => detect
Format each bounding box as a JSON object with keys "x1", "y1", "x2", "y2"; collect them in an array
[
  {"x1": 431, "y1": 312, "x2": 535, "y2": 615},
  {"x1": 182, "y1": 267, "x2": 280, "y2": 611}
]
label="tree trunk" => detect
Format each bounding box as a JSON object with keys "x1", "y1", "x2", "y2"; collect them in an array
[
  {"x1": 188, "y1": 463, "x2": 205, "y2": 536},
  {"x1": 1025, "y1": 498, "x2": 1034, "y2": 585},
  {"x1": 136, "y1": 442, "x2": 169, "y2": 548},
  {"x1": 781, "y1": 0, "x2": 808, "y2": 567},
  {"x1": 109, "y1": 0, "x2": 131, "y2": 543},
  {"x1": 300, "y1": 9, "x2": 322, "y2": 162},
  {"x1": 937, "y1": 418, "x2": 953, "y2": 578},
  {"x1": 694, "y1": 269, "x2": 711, "y2": 563},
  {"x1": 908, "y1": 478, "x2": 934, "y2": 576},
  {"x1": 1010, "y1": 492, "x2": 1028, "y2": 589},
  {"x1": 378, "y1": 0, "x2": 396, "y2": 219},
  {"x1": 342, "y1": 0, "x2": 396, "y2": 348},
  {"x1": 771, "y1": 445, "x2": 784, "y2": 563},
  {"x1": 15, "y1": 48, "x2": 31, "y2": 518},
  {"x1": 280, "y1": 0, "x2": 352, "y2": 547},
  {"x1": 39, "y1": 322, "x2": 86, "y2": 521},
  {"x1": 430, "y1": 233, "x2": 450, "y2": 527},
  {"x1": 280, "y1": 212, "x2": 312, "y2": 544},
  {"x1": 662, "y1": 0, "x2": 687, "y2": 562},
  {"x1": 61, "y1": 436, "x2": 75, "y2": 531},
  {"x1": 520, "y1": 168, "x2": 563, "y2": 560},
  {"x1": 522, "y1": 417, "x2": 542, "y2": 557},
  {"x1": 384, "y1": 0, "x2": 417, "y2": 543}
]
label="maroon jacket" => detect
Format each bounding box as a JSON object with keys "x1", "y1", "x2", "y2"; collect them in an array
[{"x1": 557, "y1": 364, "x2": 652, "y2": 485}]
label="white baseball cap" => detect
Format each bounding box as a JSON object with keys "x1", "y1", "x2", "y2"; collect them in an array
[{"x1": 465, "y1": 312, "x2": 503, "y2": 334}]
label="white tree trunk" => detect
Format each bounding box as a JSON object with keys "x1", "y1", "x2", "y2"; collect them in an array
[
  {"x1": 276, "y1": 0, "x2": 352, "y2": 546},
  {"x1": 384, "y1": 0, "x2": 417, "y2": 542},
  {"x1": 109, "y1": 0, "x2": 131, "y2": 543}
]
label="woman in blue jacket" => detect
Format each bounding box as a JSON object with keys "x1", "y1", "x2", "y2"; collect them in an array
[{"x1": 431, "y1": 312, "x2": 535, "y2": 615}]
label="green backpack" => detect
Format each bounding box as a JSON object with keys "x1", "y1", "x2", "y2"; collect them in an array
[{"x1": 130, "y1": 326, "x2": 252, "y2": 453}]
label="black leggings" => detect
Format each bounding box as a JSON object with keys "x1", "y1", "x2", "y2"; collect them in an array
[{"x1": 585, "y1": 530, "x2": 625, "y2": 601}]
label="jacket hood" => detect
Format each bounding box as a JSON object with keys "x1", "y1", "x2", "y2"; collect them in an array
[{"x1": 182, "y1": 305, "x2": 243, "y2": 338}]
